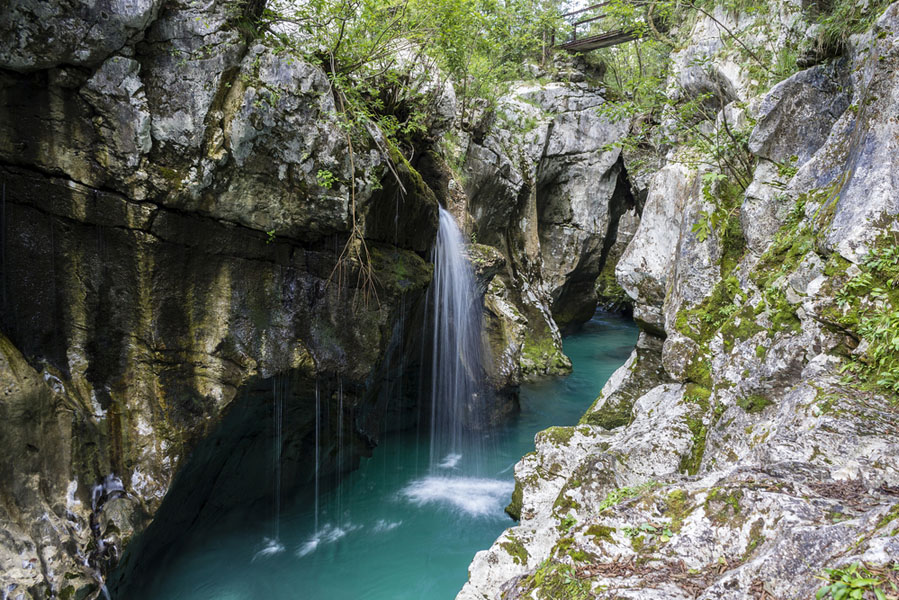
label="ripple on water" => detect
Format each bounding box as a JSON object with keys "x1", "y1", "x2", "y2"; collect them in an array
[
  {"x1": 250, "y1": 537, "x2": 284, "y2": 562},
  {"x1": 296, "y1": 523, "x2": 360, "y2": 557}
]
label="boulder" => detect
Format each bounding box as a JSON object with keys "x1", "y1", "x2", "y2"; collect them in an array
[{"x1": 0, "y1": 0, "x2": 162, "y2": 71}]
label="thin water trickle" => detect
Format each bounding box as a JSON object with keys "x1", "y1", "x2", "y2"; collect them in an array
[
  {"x1": 272, "y1": 375, "x2": 283, "y2": 542},
  {"x1": 336, "y1": 377, "x2": 344, "y2": 525},
  {"x1": 314, "y1": 379, "x2": 321, "y2": 536}
]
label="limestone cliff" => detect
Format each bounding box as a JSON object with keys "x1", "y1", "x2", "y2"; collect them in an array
[
  {"x1": 0, "y1": 1, "x2": 444, "y2": 597},
  {"x1": 461, "y1": 66, "x2": 639, "y2": 389},
  {"x1": 459, "y1": 4, "x2": 899, "y2": 599}
]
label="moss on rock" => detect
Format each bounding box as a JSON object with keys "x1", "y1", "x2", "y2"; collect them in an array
[
  {"x1": 537, "y1": 426, "x2": 576, "y2": 447},
  {"x1": 737, "y1": 393, "x2": 774, "y2": 413},
  {"x1": 679, "y1": 385, "x2": 711, "y2": 475},
  {"x1": 585, "y1": 524, "x2": 615, "y2": 542},
  {"x1": 579, "y1": 392, "x2": 633, "y2": 429},
  {"x1": 705, "y1": 487, "x2": 744, "y2": 526},
  {"x1": 500, "y1": 534, "x2": 530, "y2": 565},
  {"x1": 664, "y1": 489, "x2": 691, "y2": 533},
  {"x1": 505, "y1": 480, "x2": 524, "y2": 521},
  {"x1": 521, "y1": 332, "x2": 572, "y2": 376}
]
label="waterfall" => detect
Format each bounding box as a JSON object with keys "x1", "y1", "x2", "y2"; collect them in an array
[
  {"x1": 253, "y1": 376, "x2": 286, "y2": 560},
  {"x1": 272, "y1": 375, "x2": 283, "y2": 542},
  {"x1": 314, "y1": 379, "x2": 321, "y2": 535},
  {"x1": 428, "y1": 207, "x2": 487, "y2": 471}
]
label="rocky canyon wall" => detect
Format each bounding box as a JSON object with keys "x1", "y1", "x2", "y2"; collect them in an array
[
  {"x1": 459, "y1": 4, "x2": 899, "y2": 599},
  {"x1": 0, "y1": 1, "x2": 446, "y2": 597}
]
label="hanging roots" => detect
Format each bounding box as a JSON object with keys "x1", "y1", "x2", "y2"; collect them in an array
[{"x1": 326, "y1": 87, "x2": 381, "y2": 309}]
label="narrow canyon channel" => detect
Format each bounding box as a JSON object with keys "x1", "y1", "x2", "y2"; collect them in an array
[{"x1": 125, "y1": 311, "x2": 636, "y2": 600}]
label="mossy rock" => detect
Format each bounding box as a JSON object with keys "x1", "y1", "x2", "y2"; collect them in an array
[
  {"x1": 368, "y1": 243, "x2": 433, "y2": 295},
  {"x1": 664, "y1": 489, "x2": 691, "y2": 532},
  {"x1": 585, "y1": 524, "x2": 615, "y2": 542},
  {"x1": 705, "y1": 487, "x2": 744, "y2": 526},
  {"x1": 500, "y1": 535, "x2": 530, "y2": 565},
  {"x1": 741, "y1": 518, "x2": 766, "y2": 561},
  {"x1": 579, "y1": 392, "x2": 634, "y2": 429},
  {"x1": 537, "y1": 426, "x2": 576, "y2": 447},
  {"x1": 521, "y1": 332, "x2": 572, "y2": 376},
  {"x1": 679, "y1": 384, "x2": 712, "y2": 475},
  {"x1": 505, "y1": 480, "x2": 524, "y2": 521},
  {"x1": 737, "y1": 393, "x2": 774, "y2": 413}
]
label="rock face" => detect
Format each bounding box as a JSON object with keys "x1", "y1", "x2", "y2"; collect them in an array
[
  {"x1": 458, "y1": 5, "x2": 899, "y2": 600},
  {"x1": 0, "y1": 0, "x2": 631, "y2": 593},
  {"x1": 0, "y1": 1, "x2": 449, "y2": 597},
  {"x1": 462, "y1": 80, "x2": 637, "y2": 387},
  {"x1": 0, "y1": 0, "x2": 163, "y2": 72}
]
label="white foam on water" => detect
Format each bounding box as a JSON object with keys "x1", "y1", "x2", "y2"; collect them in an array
[
  {"x1": 401, "y1": 476, "x2": 514, "y2": 517},
  {"x1": 296, "y1": 523, "x2": 359, "y2": 558},
  {"x1": 372, "y1": 519, "x2": 402, "y2": 533},
  {"x1": 251, "y1": 537, "x2": 285, "y2": 562},
  {"x1": 438, "y1": 453, "x2": 463, "y2": 469}
]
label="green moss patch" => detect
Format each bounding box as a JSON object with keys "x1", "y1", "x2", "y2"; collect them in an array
[
  {"x1": 664, "y1": 489, "x2": 691, "y2": 532},
  {"x1": 585, "y1": 524, "x2": 615, "y2": 542},
  {"x1": 521, "y1": 331, "x2": 572, "y2": 376},
  {"x1": 538, "y1": 426, "x2": 576, "y2": 447},
  {"x1": 505, "y1": 480, "x2": 524, "y2": 521},
  {"x1": 705, "y1": 487, "x2": 744, "y2": 526},
  {"x1": 579, "y1": 393, "x2": 633, "y2": 429},
  {"x1": 679, "y1": 384, "x2": 712, "y2": 475},
  {"x1": 500, "y1": 534, "x2": 530, "y2": 565},
  {"x1": 737, "y1": 393, "x2": 774, "y2": 413}
]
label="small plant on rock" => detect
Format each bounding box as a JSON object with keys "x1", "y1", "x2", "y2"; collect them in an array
[{"x1": 815, "y1": 561, "x2": 899, "y2": 600}]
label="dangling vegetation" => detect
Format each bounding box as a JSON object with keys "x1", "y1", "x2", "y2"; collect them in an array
[
  {"x1": 242, "y1": 0, "x2": 562, "y2": 303},
  {"x1": 255, "y1": 0, "x2": 562, "y2": 144}
]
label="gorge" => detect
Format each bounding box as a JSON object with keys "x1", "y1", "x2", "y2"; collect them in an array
[{"x1": 1, "y1": 0, "x2": 899, "y2": 599}]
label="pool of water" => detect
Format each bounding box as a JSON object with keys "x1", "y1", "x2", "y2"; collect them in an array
[{"x1": 129, "y1": 312, "x2": 637, "y2": 600}]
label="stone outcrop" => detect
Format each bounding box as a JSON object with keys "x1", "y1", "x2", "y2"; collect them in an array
[
  {"x1": 458, "y1": 5, "x2": 899, "y2": 599},
  {"x1": 0, "y1": 0, "x2": 163, "y2": 72},
  {"x1": 461, "y1": 80, "x2": 637, "y2": 387},
  {"x1": 0, "y1": 1, "x2": 449, "y2": 597}
]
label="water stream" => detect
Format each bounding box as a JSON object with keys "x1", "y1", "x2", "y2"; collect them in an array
[
  {"x1": 126, "y1": 210, "x2": 637, "y2": 599},
  {"x1": 130, "y1": 311, "x2": 636, "y2": 599},
  {"x1": 428, "y1": 207, "x2": 487, "y2": 472}
]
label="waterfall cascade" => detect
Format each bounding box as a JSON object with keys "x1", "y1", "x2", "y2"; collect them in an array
[
  {"x1": 428, "y1": 207, "x2": 488, "y2": 472},
  {"x1": 116, "y1": 205, "x2": 639, "y2": 599}
]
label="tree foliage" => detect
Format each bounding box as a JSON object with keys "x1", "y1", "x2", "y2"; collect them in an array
[
  {"x1": 243, "y1": 0, "x2": 560, "y2": 303},
  {"x1": 256, "y1": 0, "x2": 561, "y2": 144}
]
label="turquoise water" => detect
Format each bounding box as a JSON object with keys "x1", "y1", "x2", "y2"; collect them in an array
[{"x1": 133, "y1": 312, "x2": 636, "y2": 600}]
